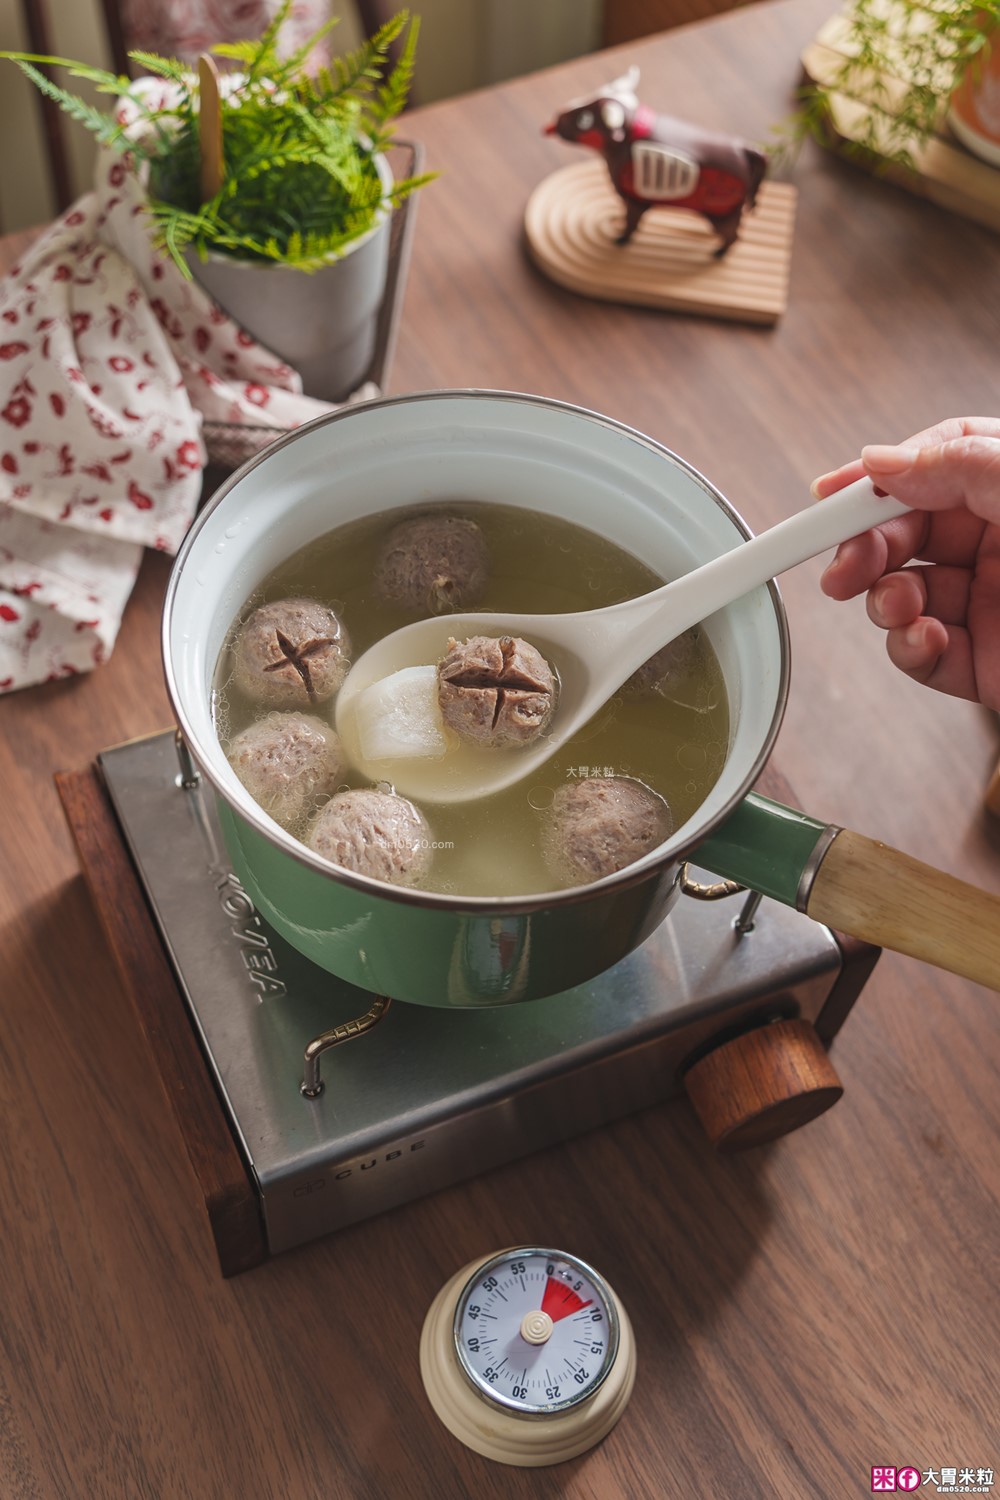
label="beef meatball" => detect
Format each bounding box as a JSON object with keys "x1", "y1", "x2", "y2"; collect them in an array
[
  {"x1": 438, "y1": 635, "x2": 557, "y2": 748},
  {"x1": 625, "y1": 628, "x2": 701, "y2": 696},
  {"x1": 306, "y1": 789, "x2": 432, "y2": 887},
  {"x1": 374, "y1": 513, "x2": 489, "y2": 614},
  {"x1": 227, "y1": 712, "x2": 346, "y2": 829},
  {"x1": 541, "y1": 776, "x2": 673, "y2": 886},
  {"x1": 231, "y1": 597, "x2": 350, "y2": 709}
]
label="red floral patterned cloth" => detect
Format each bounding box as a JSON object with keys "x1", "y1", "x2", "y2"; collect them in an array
[
  {"x1": 119, "y1": 0, "x2": 330, "y2": 66},
  {"x1": 0, "y1": 78, "x2": 352, "y2": 694}
]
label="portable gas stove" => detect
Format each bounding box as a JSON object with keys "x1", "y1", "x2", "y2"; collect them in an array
[{"x1": 57, "y1": 730, "x2": 878, "y2": 1277}]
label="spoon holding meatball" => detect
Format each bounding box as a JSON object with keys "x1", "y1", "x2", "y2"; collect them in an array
[{"x1": 336, "y1": 476, "x2": 910, "y2": 803}]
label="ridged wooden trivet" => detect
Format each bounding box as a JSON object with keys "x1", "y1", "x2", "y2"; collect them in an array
[{"x1": 524, "y1": 159, "x2": 797, "y2": 326}]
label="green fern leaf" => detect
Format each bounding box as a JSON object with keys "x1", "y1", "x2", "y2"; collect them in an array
[
  {"x1": 11, "y1": 61, "x2": 147, "y2": 155},
  {"x1": 366, "y1": 15, "x2": 419, "y2": 143},
  {"x1": 0, "y1": 50, "x2": 131, "y2": 96},
  {"x1": 127, "y1": 49, "x2": 192, "y2": 83},
  {"x1": 385, "y1": 171, "x2": 438, "y2": 207},
  {"x1": 209, "y1": 41, "x2": 260, "y2": 65},
  {"x1": 266, "y1": 15, "x2": 342, "y2": 91},
  {"x1": 323, "y1": 15, "x2": 407, "y2": 107},
  {"x1": 245, "y1": 0, "x2": 293, "y2": 85}
]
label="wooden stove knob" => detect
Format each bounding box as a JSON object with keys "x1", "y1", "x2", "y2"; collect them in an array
[{"x1": 683, "y1": 1018, "x2": 843, "y2": 1153}]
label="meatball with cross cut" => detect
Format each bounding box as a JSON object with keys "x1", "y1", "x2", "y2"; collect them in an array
[
  {"x1": 231, "y1": 597, "x2": 350, "y2": 709},
  {"x1": 437, "y1": 635, "x2": 557, "y2": 748}
]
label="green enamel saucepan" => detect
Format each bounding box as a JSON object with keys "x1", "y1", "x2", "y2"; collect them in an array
[{"x1": 162, "y1": 391, "x2": 1000, "y2": 1007}]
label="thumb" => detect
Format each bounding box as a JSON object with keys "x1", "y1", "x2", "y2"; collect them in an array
[{"x1": 861, "y1": 435, "x2": 1000, "y2": 525}]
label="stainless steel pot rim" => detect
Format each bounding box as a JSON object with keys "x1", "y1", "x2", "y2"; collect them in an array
[{"x1": 162, "y1": 388, "x2": 791, "y2": 913}]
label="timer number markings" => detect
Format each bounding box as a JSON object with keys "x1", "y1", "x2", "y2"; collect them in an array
[{"x1": 458, "y1": 1255, "x2": 610, "y2": 1406}]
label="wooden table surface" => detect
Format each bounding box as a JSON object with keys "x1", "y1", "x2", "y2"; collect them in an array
[{"x1": 2, "y1": 1, "x2": 998, "y2": 1495}]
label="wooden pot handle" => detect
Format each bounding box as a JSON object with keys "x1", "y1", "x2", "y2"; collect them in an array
[
  {"x1": 805, "y1": 828, "x2": 1000, "y2": 991},
  {"x1": 699, "y1": 795, "x2": 1000, "y2": 992}
]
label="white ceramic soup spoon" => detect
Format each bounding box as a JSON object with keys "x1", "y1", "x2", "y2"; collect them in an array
[{"x1": 335, "y1": 476, "x2": 908, "y2": 803}]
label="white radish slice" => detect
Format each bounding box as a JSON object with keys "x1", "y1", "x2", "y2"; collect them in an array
[{"x1": 354, "y1": 664, "x2": 449, "y2": 762}]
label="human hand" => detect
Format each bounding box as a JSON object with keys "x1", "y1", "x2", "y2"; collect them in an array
[{"x1": 813, "y1": 417, "x2": 1000, "y2": 711}]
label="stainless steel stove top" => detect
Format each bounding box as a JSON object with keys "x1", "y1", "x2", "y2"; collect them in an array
[{"x1": 101, "y1": 732, "x2": 847, "y2": 1256}]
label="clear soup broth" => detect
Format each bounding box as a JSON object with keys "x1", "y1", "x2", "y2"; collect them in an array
[{"x1": 213, "y1": 501, "x2": 730, "y2": 897}]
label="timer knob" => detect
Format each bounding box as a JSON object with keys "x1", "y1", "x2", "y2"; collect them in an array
[{"x1": 520, "y1": 1310, "x2": 553, "y2": 1343}]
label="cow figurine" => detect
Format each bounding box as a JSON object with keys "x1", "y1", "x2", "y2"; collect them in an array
[{"x1": 544, "y1": 68, "x2": 767, "y2": 257}]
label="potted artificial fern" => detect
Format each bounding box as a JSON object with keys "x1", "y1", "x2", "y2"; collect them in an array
[
  {"x1": 3, "y1": 1, "x2": 434, "y2": 400},
  {"x1": 793, "y1": 0, "x2": 1000, "y2": 172}
]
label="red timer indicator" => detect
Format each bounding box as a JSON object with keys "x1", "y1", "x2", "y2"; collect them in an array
[{"x1": 541, "y1": 1275, "x2": 593, "y2": 1322}]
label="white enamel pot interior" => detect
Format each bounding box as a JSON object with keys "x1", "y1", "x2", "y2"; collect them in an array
[{"x1": 163, "y1": 391, "x2": 790, "y2": 1006}]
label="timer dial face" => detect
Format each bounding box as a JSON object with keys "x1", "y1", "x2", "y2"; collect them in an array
[{"x1": 453, "y1": 1248, "x2": 620, "y2": 1415}]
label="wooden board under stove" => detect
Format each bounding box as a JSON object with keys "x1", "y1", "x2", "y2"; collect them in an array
[
  {"x1": 56, "y1": 765, "x2": 268, "y2": 1277},
  {"x1": 56, "y1": 754, "x2": 876, "y2": 1278},
  {"x1": 801, "y1": 9, "x2": 1000, "y2": 233},
  {"x1": 524, "y1": 161, "x2": 797, "y2": 325}
]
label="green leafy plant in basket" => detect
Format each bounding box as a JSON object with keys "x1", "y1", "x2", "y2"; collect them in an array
[
  {"x1": 2, "y1": 0, "x2": 435, "y2": 274},
  {"x1": 785, "y1": 0, "x2": 1000, "y2": 169}
]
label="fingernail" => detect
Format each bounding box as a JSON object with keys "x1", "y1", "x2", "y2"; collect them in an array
[
  {"x1": 904, "y1": 621, "x2": 926, "y2": 649},
  {"x1": 861, "y1": 444, "x2": 919, "y2": 474},
  {"x1": 868, "y1": 582, "x2": 888, "y2": 623},
  {"x1": 819, "y1": 560, "x2": 843, "y2": 596}
]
